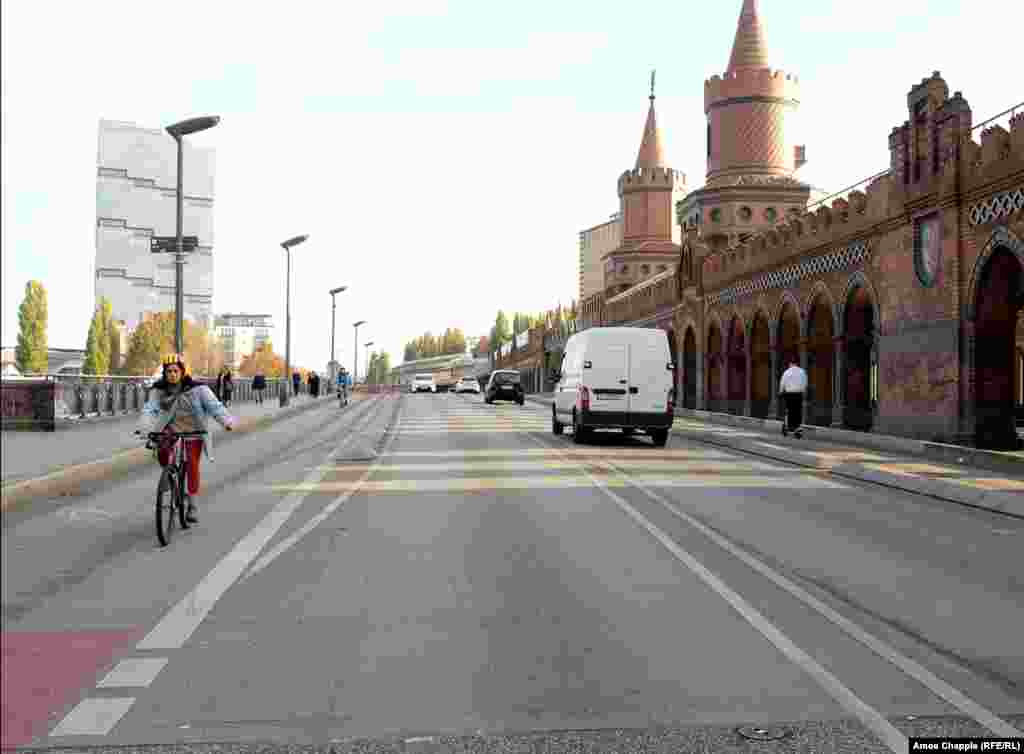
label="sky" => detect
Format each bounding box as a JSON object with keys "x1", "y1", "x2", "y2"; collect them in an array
[{"x1": 2, "y1": 0, "x2": 1020, "y2": 374}]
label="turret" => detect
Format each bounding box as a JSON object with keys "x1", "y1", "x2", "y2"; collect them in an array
[{"x1": 704, "y1": 0, "x2": 803, "y2": 181}]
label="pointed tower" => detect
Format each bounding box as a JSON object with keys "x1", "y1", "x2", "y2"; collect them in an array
[
  {"x1": 605, "y1": 73, "x2": 687, "y2": 299},
  {"x1": 677, "y1": 0, "x2": 810, "y2": 254}
]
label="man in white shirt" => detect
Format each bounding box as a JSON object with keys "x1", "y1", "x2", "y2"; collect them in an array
[{"x1": 779, "y1": 359, "x2": 808, "y2": 438}]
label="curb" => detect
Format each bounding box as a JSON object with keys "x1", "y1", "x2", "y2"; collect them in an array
[
  {"x1": 0, "y1": 394, "x2": 357, "y2": 514},
  {"x1": 524, "y1": 395, "x2": 1024, "y2": 520}
]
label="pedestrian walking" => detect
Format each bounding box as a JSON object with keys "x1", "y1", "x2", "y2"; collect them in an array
[
  {"x1": 292, "y1": 371, "x2": 301, "y2": 397},
  {"x1": 253, "y1": 370, "x2": 267, "y2": 405},
  {"x1": 312, "y1": 372, "x2": 321, "y2": 397},
  {"x1": 221, "y1": 368, "x2": 234, "y2": 407},
  {"x1": 779, "y1": 358, "x2": 808, "y2": 438}
]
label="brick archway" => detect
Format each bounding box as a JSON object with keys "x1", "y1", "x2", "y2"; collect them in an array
[
  {"x1": 974, "y1": 244, "x2": 1024, "y2": 449},
  {"x1": 750, "y1": 311, "x2": 771, "y2": 418},
  {"x1": 726, "y1": 316, "x2": 746, "y2": 415},
  {"x1": 683, "y1": 327, "x2": 697, "y2": 409},
  {"x1": 775, "y1": 298, "x2": 800, "y2": 418},
  {"x1": 843, "y1": 284, "x2": 876, "y2": 431},
  {"x1": 706, "y1": 320, "x2": 724, "y2": 413},
  {"x1": 806, "y1": 295, "x2": 835, "y2": 426}
]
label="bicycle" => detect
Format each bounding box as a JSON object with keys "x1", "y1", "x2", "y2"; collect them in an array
[{"x1": 146, "y1": 430, "x2": 207, "y2": 547}]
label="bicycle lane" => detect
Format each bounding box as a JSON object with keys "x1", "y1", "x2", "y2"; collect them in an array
[{"x1": 1, "y1": 394, "x2": 394, "y2": 750}]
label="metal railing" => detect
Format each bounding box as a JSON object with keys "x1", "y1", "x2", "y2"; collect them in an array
[{"x1": 1, "y1": 373, "x2": 313, "y2": 419}]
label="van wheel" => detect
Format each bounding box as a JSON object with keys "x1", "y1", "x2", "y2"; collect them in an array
[
  {"x1": 572, "y1": 411, "x2": 589, "y2": 444},
  {"x1": 552, "y1": 407, "x2": 564, "y2": 435},
  {"x1": 651, "y1": 429, "x2": 669, "y2": 447}
]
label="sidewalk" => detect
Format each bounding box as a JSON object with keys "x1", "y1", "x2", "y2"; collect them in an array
[
  {"x1": 525, "y1": 393, "x2": 1024, "y2": 519},
  {"x1": 1, "y1": 393, "x2": 332, "y2": 488}
]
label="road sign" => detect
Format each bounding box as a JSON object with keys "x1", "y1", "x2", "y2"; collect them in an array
[{"x1": 151, "y1": 235, "x2": 198, "y2": 253}]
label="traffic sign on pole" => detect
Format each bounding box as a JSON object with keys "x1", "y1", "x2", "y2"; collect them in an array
[{"x1": 151, "y1": 235, "x2": 198, "y2": 253}]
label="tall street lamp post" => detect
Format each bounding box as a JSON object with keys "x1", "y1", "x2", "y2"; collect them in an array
[
  {"x1": 364, "y1": 341, "x2": 374, "y2": 384},
  {"x1": 165, "y1": 116, "x2": 220, "y2": 353},
  {"x1": 353, "y1": 320, "x2": 367, "y2": 385},
  {"x1": 329, "y1": 286, "x2": 347, "y2": 391},
  {"x1": 280, "y1": 234, "x2": 309, "y2": 407}
]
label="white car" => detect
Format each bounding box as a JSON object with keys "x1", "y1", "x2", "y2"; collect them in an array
[
  {"x1": 454, "y1": 377, "x2": 481, "y2": 394},
  {"x1": 551, "y1": 327, "x2": 675, "y2": 446},
  {"x1": 412, "y1": 373, "x2": 437, "y2": 393}
]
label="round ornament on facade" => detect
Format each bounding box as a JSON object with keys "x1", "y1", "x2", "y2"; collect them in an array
[
  {"x1": 710, "y1": 208, "x2": 722, "y2": 223},
  {"x1": 740, "y1": 206, "x2": 752, "y2": 222},
  {"x1": 765, "y1": 207, "x2": 777, "y2": 222}
]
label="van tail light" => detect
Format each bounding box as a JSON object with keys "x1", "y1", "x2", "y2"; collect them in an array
[
  {"x1": 579, "y1": 386, "x2": 591, "y2": 412},
  {"x1": 667, "y1": 388, "x2": 676, "y2": 417}
]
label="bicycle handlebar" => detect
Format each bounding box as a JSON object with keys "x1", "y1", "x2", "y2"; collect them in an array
[{"x1": 146, "y1": 430, "x2": 208, "y2": 439}]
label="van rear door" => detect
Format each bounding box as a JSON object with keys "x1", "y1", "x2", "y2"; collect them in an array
[
  {"x1": 586, "y1": 338, "x2": 629, "y2": 413},
  {"x1": 628, "y1": 330, "x2": 672, "y2": 415}
]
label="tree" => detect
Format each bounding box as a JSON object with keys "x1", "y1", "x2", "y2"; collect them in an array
[
  {"x1": 404, "y1": 341, "x2": 419, "y2": 362},
  {"x1": 109, "y1": 320, "x2": 123, "y2": 374},
  {"x1": 493, "y1": 310, "x2": 511, "y2": 346},
  {"x1": 121, "y1": 312, "x2": 213, "y2": 376},
  {"x1": 367, "y1": 351, "x2": 391, "y2": 384},
  {"x1": 83, "y1": 298, "x2": 113, "y2": 375},
  {"x1": 16, "y1": 281, "x2": 48, "y2": 374},
  {"x1": 238, "y1": 341, "x2": 285, "y2": 378}
]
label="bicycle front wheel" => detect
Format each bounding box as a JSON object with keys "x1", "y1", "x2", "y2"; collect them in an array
[{"x1": 156, "y1": 467, "x2": 178, "y2": 547}]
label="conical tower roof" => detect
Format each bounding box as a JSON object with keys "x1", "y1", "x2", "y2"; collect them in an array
[
  {"x1": 727, "y1": 0, "x2": 770, "y2": 72},
  {"x1": 635, "y1": 75, "x2": 666, "y2": 169}
]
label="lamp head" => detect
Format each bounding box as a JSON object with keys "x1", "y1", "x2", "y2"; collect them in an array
[
  {"x1": 281, "y1": 234, "x2": 309, "y2": 249},
  {"x1": 166, "y1": 116, "x2": 220, "y2": 138},
  {"x1": 329, "y1": 286, "x2": 347, "y2": 295},
  {"x1": 354, "y1": 320, "x2": 367, "y2": 328}
]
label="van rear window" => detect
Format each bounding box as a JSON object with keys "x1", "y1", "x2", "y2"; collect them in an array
[{"x1": 494, "y1": 373, "x2": 520, "y2": 384}]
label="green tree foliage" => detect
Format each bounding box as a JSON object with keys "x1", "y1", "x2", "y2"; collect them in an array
[
  {"x1": 402, "y1": 328, "x2": 466, "y2": 362},
  {"x1": 493, "y1": 310, "x2": 511, "y2": 345},
  {"x1": 83, "y1": 298, "x2": 113, "y2": 375},
  {"x1": 15, "y1": 281, "x2": 48, "y2": 374},
  {"x1": 366, "y1": 351, "x2": 392, "y2": 384},
  {"x1": 109, "y1": 320, "x2": 123, "y2": 374}
]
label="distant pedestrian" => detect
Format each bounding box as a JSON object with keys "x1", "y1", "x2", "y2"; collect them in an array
[
  {"x1": 215, "y1": 367, "x2": 227, "y2": 401},
  {"x1": 292, "y1": 371, "x2": 301, "y2": 397},
  {"x1": 310, "y1": 372, "x2": 319, "y2": 398},
  {"x1": 253, "y1": 370, "x2": 267, "y2": 405},
  {"x1": 779, "y1": 358, "x2": 808, "y2": 438},
  {"x1": 221, "y1": 368, "x2": 234, "y2": 407}
]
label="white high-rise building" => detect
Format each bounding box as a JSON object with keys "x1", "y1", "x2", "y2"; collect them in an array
[
  {"x1": 214, "y1": 313, "x2": 274, "y2": 368},
  {"x1": 94, "y1": 119, "x2": 215, "y2": 331}
]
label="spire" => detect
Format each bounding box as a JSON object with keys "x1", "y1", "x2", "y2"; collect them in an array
[
  {"x1": 727, "y1": 0, "x2": 769, "y2": 73},
  {"x1": 635, "y1": 70, "x2": 666, "y2": 169}
]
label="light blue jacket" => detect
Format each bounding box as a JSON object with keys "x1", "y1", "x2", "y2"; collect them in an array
[{"x1": 138, "y1": 381, "x2": 236, "y2": 459}]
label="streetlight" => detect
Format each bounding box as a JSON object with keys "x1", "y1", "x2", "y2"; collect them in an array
[
  {"x1": 166, "y1": 116, "x2": 220, "y2": 354},
  {"x1": 364, "y1": 341, "x2": 374, "y2": 384},
  {"x1": 329, "y1": 286, "x2": 347, "y2": 391},
  {"x1": 353, "y1": 320, "x2": 367, "y2": 385},
  {"x1": 279, "y1": 234, "x2": 309, "y2": 407}
]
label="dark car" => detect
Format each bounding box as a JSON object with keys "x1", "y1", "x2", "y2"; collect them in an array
[{"x1": 484, "y1": 370, "x2": 524, "y2": 405}]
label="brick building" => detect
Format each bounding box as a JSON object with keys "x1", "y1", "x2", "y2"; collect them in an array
[{"x1": 497, "y1": 0, "x2": 1024, "y2": 449}]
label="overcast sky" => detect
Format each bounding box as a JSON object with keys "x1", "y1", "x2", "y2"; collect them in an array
[{"x1": 2, "y1": 0, "x2": 1019, "y2": 372}]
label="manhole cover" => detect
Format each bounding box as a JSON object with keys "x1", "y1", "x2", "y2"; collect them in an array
[{"x1": 736, "y1": 725, "x2": 792, "y2": 741}]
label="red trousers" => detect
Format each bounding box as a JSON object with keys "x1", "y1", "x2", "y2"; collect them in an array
[{"x1": 158, "y1": 437, "x2": 204, "y2": 496}]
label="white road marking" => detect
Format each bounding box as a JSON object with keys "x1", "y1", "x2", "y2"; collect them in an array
[
  {"x1": 306, "y1": 459, "x2": 786, "y2": 473},
  {"x1": 240, "y1": 406, "x2": 405, "y2": 584},
  {"x1": 269, "y1": 474, "x2": 841, "y2": 494},
  {"x1": 136, "y1": 398, "x2": 383, "y2": 651},
  {"x1": 96, "y1": 657, "x2": 169, "y2": 688},
  {"x1": 601, "y1": 459, "x2": 1024, "y2": 739},
  {"x1": 49, "y1": 698, "x2": 135, "y2": 737},
  {"x1": 383, "y1": 448, "x2": 736, "y2": 458},
  {"x1": 528, "y1": 434, "x2": 908, "y2": 753}
]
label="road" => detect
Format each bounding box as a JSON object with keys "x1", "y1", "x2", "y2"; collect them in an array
[{"x1": 2, "y1": 392, "x2": 1022, "y2": 752}]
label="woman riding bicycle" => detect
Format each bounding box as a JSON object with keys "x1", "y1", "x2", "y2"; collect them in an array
[{"x1": 136, "y1": 353, "x2": 237, "y2": 523}]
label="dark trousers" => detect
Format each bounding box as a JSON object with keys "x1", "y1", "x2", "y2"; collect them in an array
[
  {"x1": 783, "y1": 392, "x2": 803, "y2": 432},
  {"x1": 255, "y1": 388, "x2": 264, "y2": 404}
]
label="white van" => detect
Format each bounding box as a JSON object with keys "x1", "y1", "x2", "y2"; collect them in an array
[
  {"x1": 551, "y1": 327, "x2": 675, "y2": 446},
  {"x1": 412, "y1": 373, "x2": 437, "y2": 393}
]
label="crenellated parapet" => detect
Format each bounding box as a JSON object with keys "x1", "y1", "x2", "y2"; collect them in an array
[
  {"x1": 704, "y1": 68, "x2": 800, "y2": 113},
  {"x1": 618, "y1": 166, "x2": 686, "y2": 196},
  {"x1": 702, "y1": 193, "x2": 875, "y2": 294}
]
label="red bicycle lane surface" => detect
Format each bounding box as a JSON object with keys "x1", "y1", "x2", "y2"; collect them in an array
[{"x1": 1, "y1": 629, "x2": 143, "y2": 750}]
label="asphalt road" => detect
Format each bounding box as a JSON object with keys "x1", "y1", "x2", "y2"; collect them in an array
[{"x1": 2, "y1": 392, "x2": 1022, "y2": 753}]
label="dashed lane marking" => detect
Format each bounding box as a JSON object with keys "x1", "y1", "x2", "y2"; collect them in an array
[
  {"x1": 48, "y1": 698, "x2": 135, "y2": 738},
  {"x1": 96, "y1": 657, "x2": 168, "y2": 688}
]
